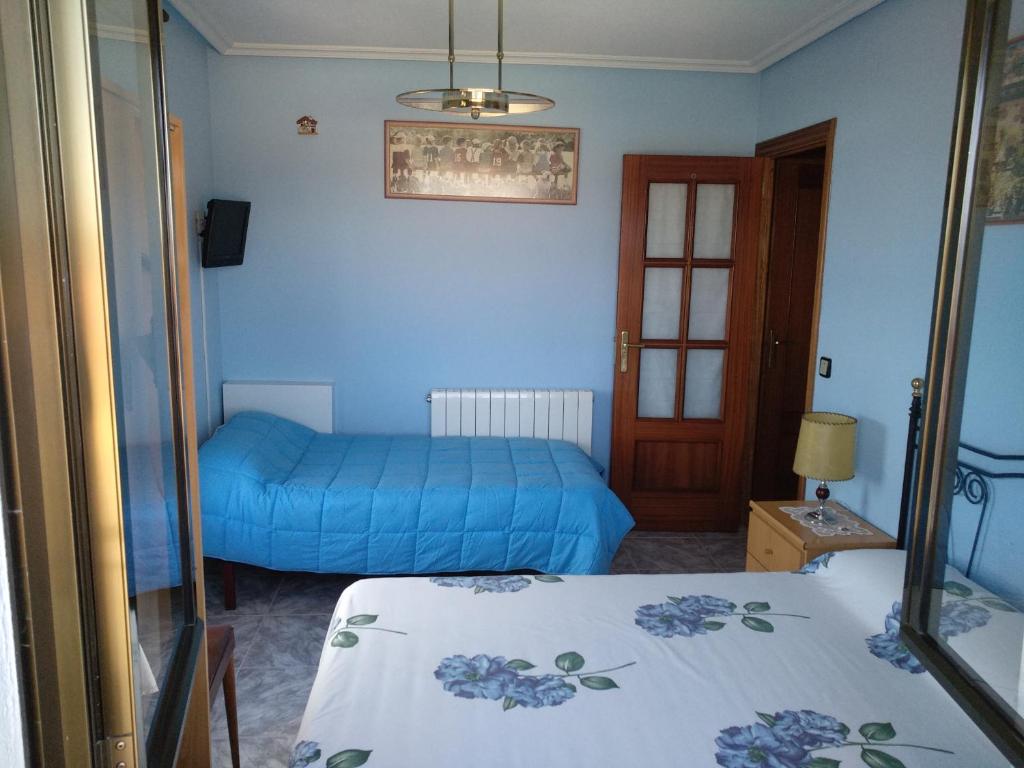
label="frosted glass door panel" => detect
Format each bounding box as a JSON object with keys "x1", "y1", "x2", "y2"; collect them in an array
[
  {"x1": 642, "y1": 268, "x2": 683, "y2": 339},
  {"x1": 688, "y1": 268, "x2": 730, "y2": 340},
  {"x1": 646, "y1": 183, "x2": 687, "y2": 259},
  {"x1": 683, "y1": 349, "x2": 724, "y2": 419},
  {"x1": 638, "y1": 349, "x2": 678, "y2": 418},
  {"x1": 694, "y1": 184, "x2": 735, "y2": 260}
]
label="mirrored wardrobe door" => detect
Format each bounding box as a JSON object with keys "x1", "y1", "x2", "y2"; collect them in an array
[
  {"x1": 903, "y1": 0, "x2": 1024, "y2": 763},
  {"x1": 43, "y1": 0, "x2": 205, "y2": 762}
]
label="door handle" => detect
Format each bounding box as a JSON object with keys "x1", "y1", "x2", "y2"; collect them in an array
[
  {"x1": 766, "y1": 328, "x2": 782, "y2": 370},
  {"x1": 619, "y1": 330, "x2": 645, "y2": 373}
]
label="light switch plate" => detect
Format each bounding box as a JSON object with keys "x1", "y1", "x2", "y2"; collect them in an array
[{"x1": 819, "y1": 357, "x2": 832, "y2": 378}]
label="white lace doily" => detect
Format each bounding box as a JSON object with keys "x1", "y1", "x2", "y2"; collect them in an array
[{"x1": 779, "y1": 505, "x2": 872, "y2": 537}]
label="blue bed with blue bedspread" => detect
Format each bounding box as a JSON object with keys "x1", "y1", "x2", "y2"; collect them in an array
[{"x1": 199, "y1": 412, "x2": 634, "y2": 575}]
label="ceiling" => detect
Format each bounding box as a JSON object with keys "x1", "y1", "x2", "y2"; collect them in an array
[{"x1": 167, "y1": 0, "x2": 885, "y2": 73}]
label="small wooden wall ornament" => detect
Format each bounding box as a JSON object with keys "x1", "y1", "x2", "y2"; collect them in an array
[{"x1": 296, "y1": 115, "x2": 318, "y2": 136}]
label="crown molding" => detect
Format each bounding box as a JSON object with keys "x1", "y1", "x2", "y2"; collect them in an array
[
  {"x1": 168, "y1": 0, "x2": 884, "y2": 74},
  {"x1": 222, "y1": 43, "x2": 759, "y2": 73},
  {"x1": 748, "y1": 0, "x2": 884, "y2": 72},
  {"x1": 92, "y1": 23, "x2": 149, "y2": 44}
]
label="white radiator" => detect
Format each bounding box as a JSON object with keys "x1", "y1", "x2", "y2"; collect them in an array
[{"x1": 429, "y1": 389, "x2": 594, "y2": 456}]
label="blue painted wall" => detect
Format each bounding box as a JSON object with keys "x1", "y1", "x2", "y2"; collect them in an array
[
  {"x1": 962, "y1": 226, "x2": 1024, "y2": 451},
  {"x1": 163, "y1": 6, "x2": 223, "y2": 440},
  {"x1": 756, "y1": 0, "x2": 968, "y2": 534},
  {"x1": 204, "y1": 56, "x2": 759, "y2": 468}
]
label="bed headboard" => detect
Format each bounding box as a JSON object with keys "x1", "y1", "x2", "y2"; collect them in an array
[
  {"x1": 949, "y1": 444, "x2": 1024, "y2": 577},
  {"x1": 222, "y1": 381, "x2": 334, "y2": 432},
  {"x1": 897, "y1": 378, "x2": 1024, "y2": 577}
]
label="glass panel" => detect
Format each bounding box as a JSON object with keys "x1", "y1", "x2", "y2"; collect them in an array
[
  {"x1": 89, "y1": 0, "x2": 192, "y2": 756},
  {"x1": 693, "y1": 184, "x2": 735, "y2": 260},
  {"x1": 688, "y1": 268, "x2": 730, "y2": 340},
  {"x1": 934, "y1": 20, "x2": 1024, "y2": 718},
  {"x1": 646, "y1": 183, "x2": 687, "y2": 259},
  {"x1": 902, "y1": 5, "x2": 1024, "y2": 751},
  {"x1": 683, "y1": 349, "x2": 724, "y2": 419},
  {"x1": 637, "y1": 348, "x2": 678, "y2": 418},
  {"x1": 642, "y1": 268, "x2": 683, "y2": 339}
]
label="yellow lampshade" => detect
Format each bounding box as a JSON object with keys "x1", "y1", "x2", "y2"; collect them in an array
[{"x1": 792, "y1": 412, "x2": 857, "y2": 481}]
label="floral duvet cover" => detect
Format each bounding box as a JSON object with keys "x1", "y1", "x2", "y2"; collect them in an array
[{"x1": 291, "y1": 550, "x2": 1015, "y2": 768}]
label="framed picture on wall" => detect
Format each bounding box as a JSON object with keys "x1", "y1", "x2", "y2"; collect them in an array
[
  {"x1": 987, "y1": 35, "x2": 1024, "y2": 223},
  {"x1": 384, "y1": 120, "x2": 580, "y2": 205}
]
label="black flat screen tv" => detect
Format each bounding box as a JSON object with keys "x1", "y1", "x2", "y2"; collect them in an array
[{"x1": 202, "y1": 199, "x2": 251, "y2": 267}]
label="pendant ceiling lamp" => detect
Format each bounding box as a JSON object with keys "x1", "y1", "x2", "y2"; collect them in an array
[{"x1": 396, "y1": 0, "x2": 554, "y2": 120}]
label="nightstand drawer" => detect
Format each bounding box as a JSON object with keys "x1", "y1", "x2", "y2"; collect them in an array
[{"x1": 746, "y1": 511, "x2": 803, "y2": 571}]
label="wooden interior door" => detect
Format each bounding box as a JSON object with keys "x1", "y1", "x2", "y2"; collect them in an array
[
  {"x1": 610, "y1": 155, "x2": 765, "y2": 530},
  {"x1": 750, "y1": 155, "x2": 825, "y2": 501}
]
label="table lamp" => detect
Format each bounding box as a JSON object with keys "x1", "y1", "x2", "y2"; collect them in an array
[{"x1": 792, "y1": 412, "x2": 857, "y2": 524}]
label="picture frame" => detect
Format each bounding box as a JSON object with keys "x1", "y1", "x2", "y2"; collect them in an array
[
  {"x1": 986, "y1": 34, "x2": 1024, "y2": 223},
  {"x1": 384, "y1": 120, "x2": 580, "y2": 205}
]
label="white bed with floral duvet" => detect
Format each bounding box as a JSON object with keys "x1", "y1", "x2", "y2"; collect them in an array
[{"x1": 289, "y1": 549, "x2": 1018, "y2": 768}]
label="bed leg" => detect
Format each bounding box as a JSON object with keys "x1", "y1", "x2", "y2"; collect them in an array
[{"x1": 223, "y1": 561, "x2": 236, "y2": 611}]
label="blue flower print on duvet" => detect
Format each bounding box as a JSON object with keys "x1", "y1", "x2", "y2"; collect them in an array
[
  {"x1": 941, "y1": 599, "x2": 993, "y2": 636},
  {"x1": 770, "y1": 710, "x2": 849, "y2": 749},
  {"x1": 430, "y1": 574, "x2": 563, "y2": 594},
  {"x1": 868, "y1": 581, "x2": 1015, "y2": 673},
  {"x1": 289, "y1": 741, "x2": 321, "y2": 768},
  {"x1": 716, "y1": 710, "x2": 953, "y2": 767},
  {"x1": 636, "y1": 594, "x2": 808, "y2": 637},
  {"x1": 434, "y1": 654, "x2": 519, "y2": 700},
  {"x1": 506, "y1": 674, "x2": 577, "y2": 708},
  {"x1": 435, "y1": 651, "x2": 634, "y2": 711},
  {"x1": 797, "y1": 552, "x2": 834, "y2": 574},
  {"x1": 635, "y1": 595, "x2": 736, "y2": 637},
  {"x1": 716, "y1": 723, "x2": 809, "y2": 768},
  {"x1": 289, "y1": 741, "x2": 371, "y2": 768},
  {"x1": 866, "y1": 610, "x2": 925, "y2": 674}
]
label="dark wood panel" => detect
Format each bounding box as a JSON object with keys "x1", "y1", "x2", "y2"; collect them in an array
[
  {"x1": 633, "y1": 440, "x2": 721, "y2": 492},
  {"x1": 751, "y1": 157, "x2": 824, "y2": 500},
  {"x1": 740, "y1": 119, "x2": 837, "y2": 507}
]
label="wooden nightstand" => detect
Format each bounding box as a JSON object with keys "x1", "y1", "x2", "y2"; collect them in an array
[{"x1": 746, "y1": 499, "x2": 896, "y2": 572}]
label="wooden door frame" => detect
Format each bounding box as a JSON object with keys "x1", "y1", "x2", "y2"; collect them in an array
[
  {"x1": 169, "y1": 114, "x2": 213, "y2": 768},
  {"x1": 743, "y1": 118, "x2": 836, "y2": 504}
]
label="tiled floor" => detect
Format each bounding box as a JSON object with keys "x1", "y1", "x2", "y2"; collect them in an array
[{"x1": 205, "y1": 529, "x2": 746, "y2": 767}]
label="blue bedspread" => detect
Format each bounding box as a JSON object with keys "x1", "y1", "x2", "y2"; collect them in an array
[{"x1": 199, "y1": 412, "x2": 634, "y2": 575}]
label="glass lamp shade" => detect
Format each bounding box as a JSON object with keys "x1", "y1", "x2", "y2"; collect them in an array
[
  {"x1": 792, "y1": 411, "x2": 857, "y2": 481},
  {"x1": 395, "y1": 87, "x2": 554, "y2": 119}
]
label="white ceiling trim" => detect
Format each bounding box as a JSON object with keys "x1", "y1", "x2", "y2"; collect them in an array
[
  {"x1": 748, "y1": 0, "x2": 884, "y2": 71},
  {"x1": 168, "y1": 0, "x2": 885, "y2": 74},
  {"x1": 93, "y1": 23, "x2": 150, "y2": 44},
  {"x1": 222, "y1": 43, "x2": 758, "y2": 73}
]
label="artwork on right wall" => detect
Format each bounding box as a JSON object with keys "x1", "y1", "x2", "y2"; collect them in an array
[{"x1": 987, "y1": 35, "x2": 1024, "y2": 222}]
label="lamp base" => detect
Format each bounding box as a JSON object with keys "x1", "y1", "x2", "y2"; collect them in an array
[{"x1": 804, "y1": 481, "x2": 837, "y2": 525}]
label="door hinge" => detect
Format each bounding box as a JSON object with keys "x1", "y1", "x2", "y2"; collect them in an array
[{"x1": 97, "y1": 734, "x2": 136, "y2": 768}]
